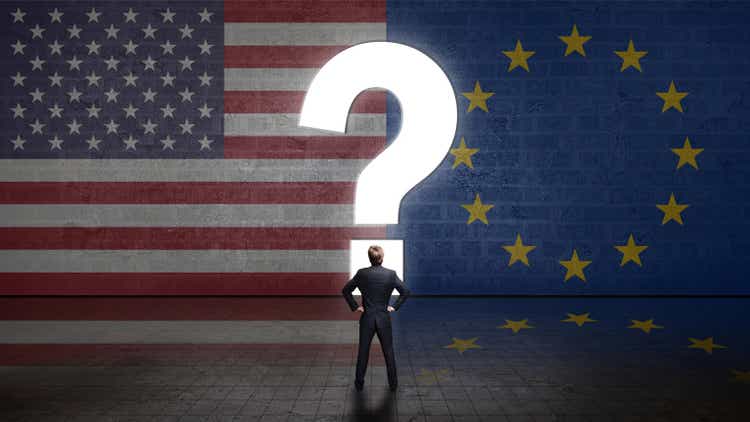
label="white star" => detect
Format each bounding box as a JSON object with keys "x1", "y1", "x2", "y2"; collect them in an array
[
  {"x1": 179, "y1": 56, "x2": 195, "y2": 71},
  {"x1": 178, "y1": 87, "x2": 195, "y2": 102},
  {"x1": 141, "y1": 88, "x2": 157, "y2": 103},
  {"x1": 122, "y1": 72, "x2": 139, "y2": 87},
  {"x1": 10, "y1": 135, "x2": 26, "y2": 150},
  {"x1": 67, "y1": 87, "x2": 82, "y2": 103},
  {"x1": 104, "y1": 88, "x2": 119, "y2": 103},
  {"x1": 197, "y1": 40, "x2": 213, "y2": 55},
  {"x1": 30, "y1": 56, "x2": 45, "y2": 71},
  {"x1": 179, "y1": 118, "x2": 195, "y2": 134},
  {"x1": 48, "y1": 72, "x2": 64, "y2": 87},
  {"x1": 123, "y1": 134, "x2": 138, "y2": 151},
  {"x1": 123, "y1": 8, "x2": 138, "y2": 23},
  {"x1": 48, "y1": 103, "x2": 64, "y2": 118},
  {"x1": 104, "y1": 56, "x2": 120, "y2": 71},
  {"x1": 11, "y1": 72, "x2": 26, "y2": 87},
  {"x1": 197, "y1": 135, "x2": 213, "y2": 151},
  {"x1": 67, "y1": 24, "x2": 82, "y2": 39},
  {"x1": 11, "y1": 40, "x2": 26, "y2": 55},
  {"x1": 48, "y1": 8, "x2": 64, "y2": 24},
  {"x1": 160, "y1": 103, "x2": 176, "y2": 119},
  {"x1": 160, "y1": 72, "x2": 176, "y2": 87},
  {"x1": 141, "y1": 119, "x2": 157, "y2": 134},
  {"x1": 160, "y1": 8, "x2": 176, "y2": 23},
  {"x1": 85, "y1": 40, "x2": 101, "y2": 55},
  {"x1": 141, "y1": 24, "x2": 158, "y2": 39},
  {"x1": 86, "y1": 135, "x2": 102, "y2": 150},
  {"x1": 160, "y1": 40, "x2": 176, "y2": 55},
  {"x1": 66, "y1": 56, "x2": 83, "y2": 71},
  {"x1": 123, "y1": 40, "x2": 138, "y2": 55},
  {"x1": 11, "y1": 103, "x2": 26, "y2": 119},
  {"x1": 86, "y1": 103, "x2": 101, "y2": 118},
  {"x1": 48, "y1": 135, "x2": 64, "y2": 150},
  {"x1": 198, "y1": 103, "x2": 213, "y2": 119},
  {"x1": 197, "y1": 8, "x2": 214, "y2": 23},
  {"x1": 85, "y1": 71, "x2": 101, "y2": 87},
  {"x1": 178, "y1": 24, "x2": 194, "y2": 39},
  {"x1": 66, "y1": 119, "x2": 82, "y2": 135},
  {"x1": 142, "y1": 56, "x2": 157, "y2": 71},
  {"x1": 122, "y1": 103, "x2": 138, "y2": 118},
  {"x1": 11, "y1": 8, "x2": 26, "y2": 24},
  {"x1": 48, "y1": 39, "x2": 63, "y2": 55},
  {"x1": 30, "y1": 88, "x2": 45, "y2": 103},
  {"x1": 198, "y1": 70, "x2": 214, "y2": 86},
  {"x1": 30, "y1": 24, "x2": 45, "y2": 39},
  {"x1": 160, "y1": 135, "x2": 176, "y2": 150},
  {"x1": 104, "y1": 119, "x2": 119, "y2": 134},
  {"x1": 86, "y1": 8, "x2": 101, "y2": 23},
  {"x1": 104, "y1": 24, "x2": 119, "y2": 40},
  {"x1": 30, "y1": 119, "x2": 46, "y2": 134}
]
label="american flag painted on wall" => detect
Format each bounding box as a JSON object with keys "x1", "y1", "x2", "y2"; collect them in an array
[{"x1": 0, "y1": 1, "x2": 388, "y2": 294}]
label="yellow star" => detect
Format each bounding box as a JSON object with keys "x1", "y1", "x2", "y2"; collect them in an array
[
  {"x1": 461, "y1": 193, "x2": 493, "y2": 225},
  {"x1": 614, "y1": 40, "x2": 647, "y2": 72},
  {"x1": 671, "y1": 137, "x2": 703, "y2": 170},
  {"x1": 502, "y1": 40, "x2": 535, "y2": 72},
  {"x1": 730, "y1": 369, "x2": 750, "y2": 383},
  {"x1": 443, "y1": 337, "x2": 481, "y2": 354},
  {"x1": 628, "y1": 319, "x2": 663, "y2": 334},
  {"x1": 450, "y1": 137, "x2": 479, "y2": 169},
  {"x1": 498, "y1": 319, "x2": 534, "y2": 333},
  {"x1": 558, "y1": 24, "x2": 591, "y2": 57},
  {"x1": 656, "y1": 193, "x2": 689, "y2": 225},
  {"x1": 688, "y1": 337, "x2": 727, "y2": 354},
  {"x1": 502, "y1": 234, "x2": 536, "y2": 267},
  {"x1": 559, "y1": 249, "x2": 591, "y2": 282},
  {"x1": 656, "y1": 80, "x2": 688, "y2": 113},
  {"x1": 461, "y1": 81, "x2": 494, "y2": 113},
  {"x1": 562, "y1": 312, "x2": 596, "y2": 327},
  {"x1": 614, "y1": 234, "x2": 648, "y2": 267}
]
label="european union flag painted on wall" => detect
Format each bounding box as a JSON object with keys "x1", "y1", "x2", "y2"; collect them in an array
[{"x1": 387, "y1": 1, "x2": 750, "y2": 295}]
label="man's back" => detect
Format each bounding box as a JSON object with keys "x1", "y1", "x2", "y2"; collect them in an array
[{"x1": 342, "y1": 265, "x2": 410, "y2": 314}]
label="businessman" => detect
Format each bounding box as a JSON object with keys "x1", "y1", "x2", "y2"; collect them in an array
[{"x1": 342, "y1": 245, "x2": 411, "y2": 392}]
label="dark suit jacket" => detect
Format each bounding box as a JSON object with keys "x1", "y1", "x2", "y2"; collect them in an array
[{"x1": 341, "y1": 265, "x2": 411, "y2": 314}]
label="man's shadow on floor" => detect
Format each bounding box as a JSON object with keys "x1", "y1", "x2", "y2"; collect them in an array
[{"x1": 345, "y1": 389, "x2": 397, "y2": 422}]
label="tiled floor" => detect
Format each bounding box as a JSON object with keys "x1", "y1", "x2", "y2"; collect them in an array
[{"x1": 0, "y1": 297, "x2": 748, "y2": 421}]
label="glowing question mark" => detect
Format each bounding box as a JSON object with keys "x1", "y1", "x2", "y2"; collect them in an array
[{"x1": 299, "y1": 41, "x2": 457, "y2": 285}]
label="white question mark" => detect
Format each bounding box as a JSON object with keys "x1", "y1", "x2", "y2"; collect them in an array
[{"x1": 299, "y1": 41, "x2": 457, "y2": 285}]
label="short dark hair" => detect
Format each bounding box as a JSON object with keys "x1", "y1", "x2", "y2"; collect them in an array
[{"x1": 367, "y1": 245, "x2": 384, "y2": 265}]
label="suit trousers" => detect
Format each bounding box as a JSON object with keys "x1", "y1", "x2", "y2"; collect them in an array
[{"x1": 355, "y1": 310, "x2": 397, "y2": 388}]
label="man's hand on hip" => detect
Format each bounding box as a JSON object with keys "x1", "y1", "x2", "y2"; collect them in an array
[
  {"x1": 356, "y1": 306, "x2": 364, "y2": 313},
  {"x1": 387, "y1": 306, "x2": 395, "y2": 312}
]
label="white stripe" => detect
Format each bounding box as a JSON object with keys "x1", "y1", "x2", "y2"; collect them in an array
[
  {"x1": 0, "y1": 159, "x2": 369, "y2": 182},
  {"x1": 0, "y1": 321, "x2": 363, "y2": 344},
  {"x1": 0, "y1": 249, "x2": 349, "y2": 272},
  {"x1": 225, "y1": 113, "x2": 385, "y2": 137},
  {"x1": 225, "y1": 22, "x2": 386, "y2": 46},
  {"x1": 0, "y1": 204, "x2": 355, "y2": 227},
  {"x1": 224, "y1": 68, "x2": 320, "y2": 91}
]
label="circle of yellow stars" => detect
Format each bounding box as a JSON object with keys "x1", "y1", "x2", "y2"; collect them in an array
[{"x1": 449, "y1": 23, "x2": 703, "y2": 284}]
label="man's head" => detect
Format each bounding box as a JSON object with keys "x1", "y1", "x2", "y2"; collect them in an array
[{"x1": 367, "y1": 245, "x2": 384, "y2": 266}]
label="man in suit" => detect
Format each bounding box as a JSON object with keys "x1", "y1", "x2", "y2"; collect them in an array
[{"x1": 342, "y1": 245, "x2": 411, "y2": 392}]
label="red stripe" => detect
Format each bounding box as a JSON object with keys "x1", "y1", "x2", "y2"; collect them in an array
[
  {"x1": 224, "y1": 90, "x2": 386, "y2": 113},
  {"x1": 224, "y1": 136, "x2": 386, "y2": 158},
  {"x1": 0, "y1": 344, "x2": 388, "y2": 365},
  {"x1": 0, "y1": 227, "x2": 386, "y2": 249},
  {"x1": 225, "y1": 45, "x2": 348, "y2": 68},
  {"x1": 0, "y1": 273, "x2": 353, "y2": 295},
  {"x1": 224, "y1": 1, "x2": 385, "y2": 23},
  {"x1": 0, "y1": 182, "x2": 356, "y2": 204},
  {"x1": 0, "y1": 297, "x2": 357, "y2": 320}
]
